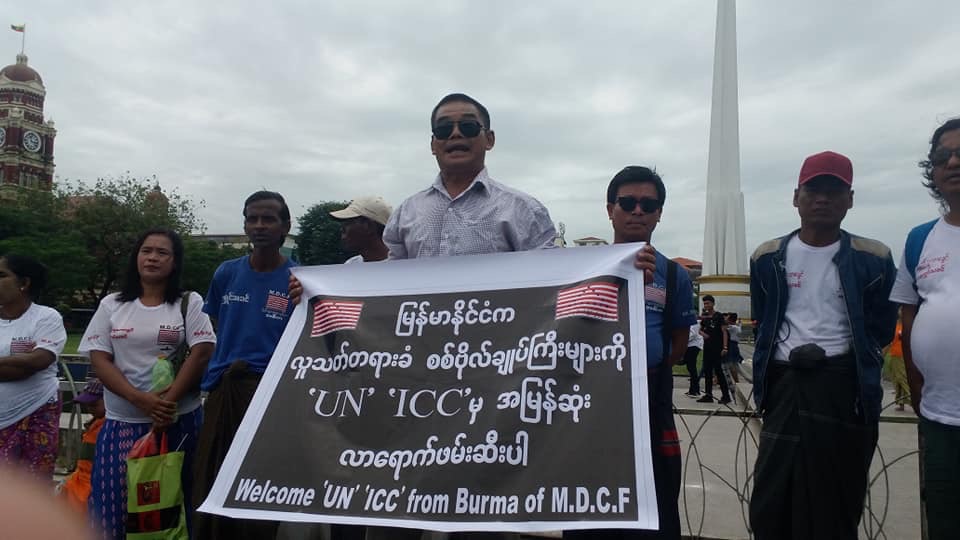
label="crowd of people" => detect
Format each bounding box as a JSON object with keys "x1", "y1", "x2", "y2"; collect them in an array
[{"x1": 0, "y1": 93, "x2": 956, "y2": 540}]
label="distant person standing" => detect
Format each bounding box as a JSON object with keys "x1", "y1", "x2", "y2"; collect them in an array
[
  {"x1": 883, "y1": 318, "x2": 908, "y2": 411},
  {"x1": 724, "y1": 313, "x2": 742, "y2": 383},
  {"x1": 889, "y1": 117, "x2": 960, "y2": 539},
  {"x1": 696, "y1": 295, "x2": 730, "y2": 404},
  {"x1": 683, "y1": 323, "x2": 704, "y2": 397}
]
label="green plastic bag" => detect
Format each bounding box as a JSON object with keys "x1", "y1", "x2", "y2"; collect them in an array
[
  {"x1": 151, "y1": 357, "x2": 174, "y2": 392},
  {"x1": 126, "y1": 432, "x2": 188, "y2": 540}
]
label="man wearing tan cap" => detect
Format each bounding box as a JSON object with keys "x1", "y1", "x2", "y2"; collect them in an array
[
  {"x1": 748, "y1": 151, "x2": 897, "y2": 539},
  {"x1": 329, "y1": 196, "x2": 392, "y2": 264}
]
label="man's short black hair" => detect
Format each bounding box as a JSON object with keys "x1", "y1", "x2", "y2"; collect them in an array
[
  {"x1": 920, "y1": 117, "x2": 960, "y2": 210},
  {"x1": 606, "y1": 166, "x2": 667, "y2": 206},
  {"x1": 243, "y1": 191, "x2": 291, "y2": 224},
  {"x1": 431, "y1": 93, "x2": 491, "y2": 130},
  {"x1": 702, "y1": 295, "x2": 716, "y2": 303}
]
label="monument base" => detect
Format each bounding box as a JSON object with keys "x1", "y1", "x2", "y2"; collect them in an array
[{"x1": 698, "y1": 274, "x2": 751, "y2": 322}]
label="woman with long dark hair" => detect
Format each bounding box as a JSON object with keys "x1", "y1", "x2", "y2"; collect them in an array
[
  {"x1": 0, "y1": 254, "x2": 67, "y2": 479},
  {"x1": 80, "y1": 229, "x2": 216, "y2": 539}
]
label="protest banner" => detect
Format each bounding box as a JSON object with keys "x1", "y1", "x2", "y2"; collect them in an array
[{"x1": 199, "y1": 243, "x2": 658, "y2": 533}]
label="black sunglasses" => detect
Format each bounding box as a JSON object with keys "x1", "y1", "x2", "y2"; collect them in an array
[
  {"x1": 432, "y1": 120, "x2": 485, "y2": 140},
  {"x1": 616, "y1": 196, "x2": 662, "y2": 213},
  {"x1": 931, "y1": 147, "x2": 960, "y2": 167}
]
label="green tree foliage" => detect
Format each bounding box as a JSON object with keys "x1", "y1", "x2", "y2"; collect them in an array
[
  {"x1": 294, "y1": 201, "x2": 352, "y2": 265},
  {"x1": 0, "y1": 190, "x2": 93, "y2": 306},
  {"x1": 57, "y1": 175, "x2": 204, "y2": 303},
  {"x1": 182, "y1": 238, "x2": 248, "y2": 294},
  {"x1": 0, "y1": 175, "x2": 244, "y2": 307}
]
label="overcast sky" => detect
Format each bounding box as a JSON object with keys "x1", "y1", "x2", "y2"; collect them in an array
[{"x1": 6, "y1": 0, "x2": 958, "y2": 262}]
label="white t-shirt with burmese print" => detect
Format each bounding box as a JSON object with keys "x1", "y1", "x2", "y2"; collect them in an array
[
  {"x1": 774, "y1": 236, "x2": 853, "y2": 361},
  {"x1": 0, "y1": 303, "x2": 67, "y2": 429},
  {"x1": 890, "y1": 217, "x2": 960, "y2": 426},
  {"x1": 79, "y1": 292, "x2": 216, "y2": 423}
]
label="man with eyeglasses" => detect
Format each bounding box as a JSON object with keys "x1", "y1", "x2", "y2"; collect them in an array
[
  {"x1": 564, "y1": 166, "x2": 696, "y2": 540},
  {"x1": 889, "y1": 117, "x2": 960, "y2": 539},
  {"x1": 748, "y1": 151, "x2": 897, "y2": 539}
]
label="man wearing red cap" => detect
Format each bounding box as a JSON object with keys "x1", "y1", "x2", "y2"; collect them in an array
[{"x1": 747, "y1": 151, "x2": 898, "y2": 539}]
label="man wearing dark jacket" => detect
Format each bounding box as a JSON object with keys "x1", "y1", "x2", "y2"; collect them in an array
[{"x1": 748, "y1": 151, "x2": 898, "y2": 540}]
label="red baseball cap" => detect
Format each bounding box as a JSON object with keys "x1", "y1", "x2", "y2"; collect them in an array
[{"x1": 798, "y1": 151, "x2": 853, "y2": 186}]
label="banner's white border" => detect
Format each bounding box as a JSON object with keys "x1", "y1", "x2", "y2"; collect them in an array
[{"x1": 199, "y1": 242, "x2": 657, "y2": 532}]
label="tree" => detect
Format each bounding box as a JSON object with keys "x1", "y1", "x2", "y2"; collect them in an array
[
  {"x1": 0, "y1": 190, "x2": 95, "y2": 307},
  {"x1": 294, "y1": 201, "x2": 352, "y2": 265},
  {"x1": 58, "y1": 174, "x2": 204, "y2": 303},
  {"x1": 181, "y1": 238, "x2": 248, "y2": 294}
]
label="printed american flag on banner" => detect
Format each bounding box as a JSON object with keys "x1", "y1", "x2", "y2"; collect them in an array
[
  {"x1": 266, "y1": 292, "x2": 289, "y2": 313},
  {"x1": 555, "y1": 281, "x2": 620, "y2": 322},
  {"x1": 9, "y1": 339, "x2": 35, "y2": 354},
  {"x1": 311, "y1": 300, "x2": 364, "y2": 337},
  {"x1": 157, "y1": 328, "x2": 180, "y2": 346}
]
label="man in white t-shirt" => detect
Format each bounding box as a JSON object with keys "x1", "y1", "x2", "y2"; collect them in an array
[
  {"x1": 684, "y1": 323, "x2": 704, "y2": 397},
  {"x1": 889, "y1": 117, "x2": 960, "y2": 539},
  {"x1": 329, "y1": 196, "x2": 392, "y2": 264},
  {"x1": 748, "y1": 151, "x2": 898, "y2": 539}
]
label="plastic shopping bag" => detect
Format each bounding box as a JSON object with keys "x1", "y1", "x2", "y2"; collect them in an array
[{"x1": 126, "y1": 431, "x2": 188, "y2": 540}]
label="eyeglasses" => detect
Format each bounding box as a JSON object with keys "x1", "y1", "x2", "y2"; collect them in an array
[
  {"x1": 616, "y1": 196, "x2": 662, "y2": 213},
  {"x1": 432, "y1": 120, "x2": 485, "y2": 140},
  {"x1": 931, "y1": 147, "x2": 960, "y2": 167}
]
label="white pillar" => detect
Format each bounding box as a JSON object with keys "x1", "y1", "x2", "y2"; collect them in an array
[{"x1": 700, "y1": 0, "x2": 750, "y2": 319}]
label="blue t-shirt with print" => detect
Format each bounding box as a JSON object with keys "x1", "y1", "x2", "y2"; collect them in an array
[
  {"x1": 644, "y1": 253, "x2": 697, "y2": 367},
  {"x1": 201, "y1": 256, "x2": 296, "y2": 390}
]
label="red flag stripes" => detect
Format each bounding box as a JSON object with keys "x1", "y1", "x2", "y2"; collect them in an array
[
  {"x1": 555, "y1": 281, "x2": 620, "y2": 322},
  {"x1": 311, "y1": 300, "x2": 364, "y2": 337}
]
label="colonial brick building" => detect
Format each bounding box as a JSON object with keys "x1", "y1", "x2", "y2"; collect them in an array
[{"x1": 0, "y1": 53, "x2": 56, "y2": 194}]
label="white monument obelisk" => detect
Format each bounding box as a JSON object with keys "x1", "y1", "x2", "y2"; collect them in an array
[{"x1": 699, "y1": 0, "x2": 750, "y2": 318}]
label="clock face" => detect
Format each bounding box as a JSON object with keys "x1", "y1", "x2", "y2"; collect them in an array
[
  {"x1": 23, "y1": 130, "x2": 42, "y2": 153},
  {"x1": 0, "y1": 127, "x2": 5, "y2": 147}
]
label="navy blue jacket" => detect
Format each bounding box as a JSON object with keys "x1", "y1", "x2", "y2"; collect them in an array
[{"x1": 750, "y1": 230, "x2": 898, "y2": 422}]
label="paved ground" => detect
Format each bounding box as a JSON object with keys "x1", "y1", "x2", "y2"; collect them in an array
[{"x1": 670, "y1": 346, "x2": 922, "y2": 540}]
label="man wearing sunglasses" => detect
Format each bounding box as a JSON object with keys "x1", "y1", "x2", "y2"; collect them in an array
[
  {"x1": 382, "y1": 93, "x2": 557, "y2": 259},
  {"x1": 369, "y1": 94, "x2": 557, "y2": 540},
  {"x1": 565, "y1": 166, "x2": 696, "y2": 540},
  {"x1": 749, "y1": 151, "x2": 897, "y2": 539},
  {"x1": 889, "y1": 117, "x2": 960, "y2": 539}
]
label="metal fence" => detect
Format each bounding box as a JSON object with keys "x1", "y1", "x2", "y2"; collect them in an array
[{"x1": 674, "y1": 364, "x2": 922, "y2": 540}]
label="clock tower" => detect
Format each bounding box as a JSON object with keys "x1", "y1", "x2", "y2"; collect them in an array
[{"x1": 0, "y1": 53, "x2": 56, "y2": 194}]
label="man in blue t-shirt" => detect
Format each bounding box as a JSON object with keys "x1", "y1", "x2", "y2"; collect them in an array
[
  {"x1": 565, "y1": 166, "x2": 696, "y2": 540},
  {"x1": 193, "y1": 191, "x2": 296, "y2": 540}
]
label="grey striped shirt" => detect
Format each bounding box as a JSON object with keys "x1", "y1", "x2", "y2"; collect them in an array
[{"x1": 384, "y1": 168, "x2": 557, "y2": 259}]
